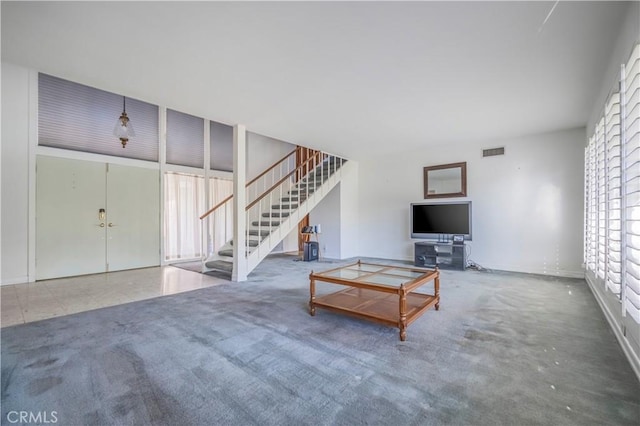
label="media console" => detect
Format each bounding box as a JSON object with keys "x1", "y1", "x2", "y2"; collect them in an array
[{"x1": 414, "y1": 241, "x2": 466, "y2": 271}]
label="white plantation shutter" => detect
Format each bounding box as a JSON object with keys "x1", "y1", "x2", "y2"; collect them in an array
[
  {"x1": 606, "y1": 93, "x2": 622, "y2": 296},
  {"x1": 596, "y1": 118, "x2": 607, "y2": 281},
  {"x1": 586, "y1": 138, "x2": 598, "y2": 272},
  {"x1": 623, "y1": 44, "x2": 640, "y2": 323},
  {"x1": 39, "y1": 73, "x2": 159, "y2": 161}
]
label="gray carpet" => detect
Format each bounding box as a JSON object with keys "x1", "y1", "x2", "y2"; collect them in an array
[{"x1": 2, "y1": 255, "x2": 639, "y2": 425}]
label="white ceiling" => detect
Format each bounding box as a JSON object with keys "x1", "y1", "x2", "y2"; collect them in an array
[{"x1": 1, "y1": 1, "x2": 629, "y2": 159}]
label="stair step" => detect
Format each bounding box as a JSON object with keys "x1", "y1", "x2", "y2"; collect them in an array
[
  {"x1": 252, "y1": 220, "x2": 281, "y2": 227},
  {"x1": 303, "y1": 173, "x2": 330, "y2": 180},
  {"x1": 289, "y1": 189, "x2": 315, "y2": 196},
  {"x1": 218, "y1": 248, "x2": 252, "y2": 257},
  {"x1": 230, "y1": 239, "x2": 259, "y2": 247},
  {"x1": 262, "y1": 212, "x2": 290, "y2": 218},
  {"x1": 248, "y1": 229, "x2": 271, "y2": 237},
  {"x1": 204, "y1": 259, "x2": 233, "y2": 272},
  {"x1": 219, "y1": 249, "x2": 233, "y2": 257},
  {"x1": 303, "y1": 174, "x2": 328, "y2": 181},
  {"x1": 279, "y1": 197, "x2": 301, "y2": 203},
  {"x1": 271, "y1": 204, "x2": 298, "y2": 210}
]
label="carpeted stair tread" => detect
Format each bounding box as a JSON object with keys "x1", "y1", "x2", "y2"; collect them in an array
[
  {"x1": 204, "y1": 259, "x2": 233, "y2": 272},
  {"x1": 252, "y1": 221, "x2": 281, "y2": 227},
  {"x1": 262, "y1": 212, "x2": 290, "y2": 218},
  {"x1": 271, "y1": 204, "x2": 298, "y2": 210},
  {"x1": 230, "y1": 239, "x2": 259, "y2": 247}
]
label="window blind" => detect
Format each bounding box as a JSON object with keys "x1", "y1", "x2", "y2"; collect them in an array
[
  {"x1": 166, "y1": 109, "x2": 204, "y2": 168},
  {"x1": 623, "y1": 44, "x2": 640, "y2": 324},
  {"x1": 606, "y1": 93, "x2": 622, "y2": 296},
  {"x1": 38, "y1": 73, "x2": 159, "y2": 161},
  {"x1": 210, "y1": 121, "x2": 233, "y2": 172}
]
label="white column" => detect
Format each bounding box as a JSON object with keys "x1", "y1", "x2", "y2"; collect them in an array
[
  {"x1": 158, "y1": 107, "x2": 168, "y2": 265},
  {"x1": 232, "y1": 124, "x2": 248, "y2": 281}
]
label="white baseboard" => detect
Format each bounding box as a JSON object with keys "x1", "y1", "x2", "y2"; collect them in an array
[
  {"x1": 0, "y1": 275, "x2": 30, "y2": 286},
  {"x1": 585, "y1": 274, "x2": 640, "y2": 382}
]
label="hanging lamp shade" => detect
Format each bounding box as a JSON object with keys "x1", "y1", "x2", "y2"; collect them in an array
[{"x1": 113, "y1": 96, "x2": 135, "y2": 147}]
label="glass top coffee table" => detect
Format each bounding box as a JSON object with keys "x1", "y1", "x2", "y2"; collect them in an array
[{"x1": 309, "y1": 260, "x2": 440, "y2": 341}]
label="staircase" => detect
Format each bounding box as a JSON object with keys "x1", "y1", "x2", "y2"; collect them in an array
[{"x1": 200, "y1": 149, "x2": 351, "y2": 279}]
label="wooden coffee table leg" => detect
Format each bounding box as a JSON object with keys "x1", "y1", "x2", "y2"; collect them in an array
[
  {"x1": 309, "y1": 274, "x2": 316, "y2": 316},
  {"x1": 435, "y1": 271, "x2": 440, "y2": 311},
  {"x1": 399, "y1": 284, "x2": 407, "y2": 341}
]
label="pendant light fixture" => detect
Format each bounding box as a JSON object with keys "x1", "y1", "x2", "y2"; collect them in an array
[{"x1": 113, "y1": 96, "x2": 135, "y2": 148}]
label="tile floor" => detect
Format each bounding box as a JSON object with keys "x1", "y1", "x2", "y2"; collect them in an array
[{"x1": 0, "y1": 265, "x2": 229, "y2": 327}]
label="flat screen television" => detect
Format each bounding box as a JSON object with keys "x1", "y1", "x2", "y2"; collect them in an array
[{"x1": 411, "y1": 201, "x2": 472, "y2": 240}]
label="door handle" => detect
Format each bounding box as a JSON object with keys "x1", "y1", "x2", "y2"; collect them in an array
[
  {"x1": 98, "y1": 223, "x2": 105, "y2": 227},
  {"x1": 108, "y1": 223, "x2": 115, "y2": 227}
]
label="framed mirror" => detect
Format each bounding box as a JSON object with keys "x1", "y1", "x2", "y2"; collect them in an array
[{"x1": 423, "y1": 162, "x2": 467, "y2": 198}]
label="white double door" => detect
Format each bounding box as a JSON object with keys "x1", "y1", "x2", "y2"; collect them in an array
[{"x1": 36, "y1": 155, "x2": 160, "y2": 280}]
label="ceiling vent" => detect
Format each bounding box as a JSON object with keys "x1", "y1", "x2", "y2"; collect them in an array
[{"x1": 482, "y1": 147, "x2": 505, "y2": 158}]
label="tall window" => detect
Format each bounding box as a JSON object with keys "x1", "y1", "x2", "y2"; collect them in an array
[
  {"x1": 164, "y1": 173, "x2": 233, "y2": 261},
  {"x1": 623, "y1": 45, "x2": 640, "y2": 324},
  {"x1": 209, "y1": 177, "x2": 234, "y2": 254},
  {"x1": 585, "y1": 44, "x2": 640, "y2": 324},
  {"x1": 164, "y1": 173, "x2": 205, "y2": 260}
]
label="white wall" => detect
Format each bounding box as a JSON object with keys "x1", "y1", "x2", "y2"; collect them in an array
[
  {"x1": 309, "y1": 185, "x2": 341, "y2": 259},
  {"x1": 339, "y1": 161, "x2": 359, "y2": 259},
  {"x1": 587, "y1": 1, "x2": 639, "y2": 136},
  {"x1": 306, "y1": 160, "x2": 359, "y2": 260},
  {"x1": 246, "y1": 132, "x2": 295, "y2": 182},
  {"x1": 1, "y1": 63, "x2": 31, "y2": 284},
  {"x1": 357, "y1": 128, "x2": 585, "y2": 277}
]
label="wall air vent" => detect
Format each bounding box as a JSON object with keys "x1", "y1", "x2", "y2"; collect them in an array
[{"x1": 482, "y1": 147, "x2": 505, "y2": 157}]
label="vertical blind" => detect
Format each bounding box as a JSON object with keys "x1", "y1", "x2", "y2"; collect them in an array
[
  {"x1": 586, "y1": 44, "x2": 640, "y2": 324},
  {"x1": 166, "y1": 109, "x2": 204, "y2": 168},
  {"x1": 39, "y1": 74, "x2": 159, "y2": 161}
]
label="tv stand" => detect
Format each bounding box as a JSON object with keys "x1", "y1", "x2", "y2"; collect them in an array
[{"x1": 414, "y1": 241, "x2": 466, "y2": 271}]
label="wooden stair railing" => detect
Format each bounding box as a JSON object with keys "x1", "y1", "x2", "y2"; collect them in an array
[
  {"x1": 199, "y1": 148, "x2": 298, "y2": 220},
  {"x1": 201, "y1": 145, "x2": 346, "y2": 274},
  {"x1": 245, "y1": 150, "x2": 325, "y2": 211}
]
